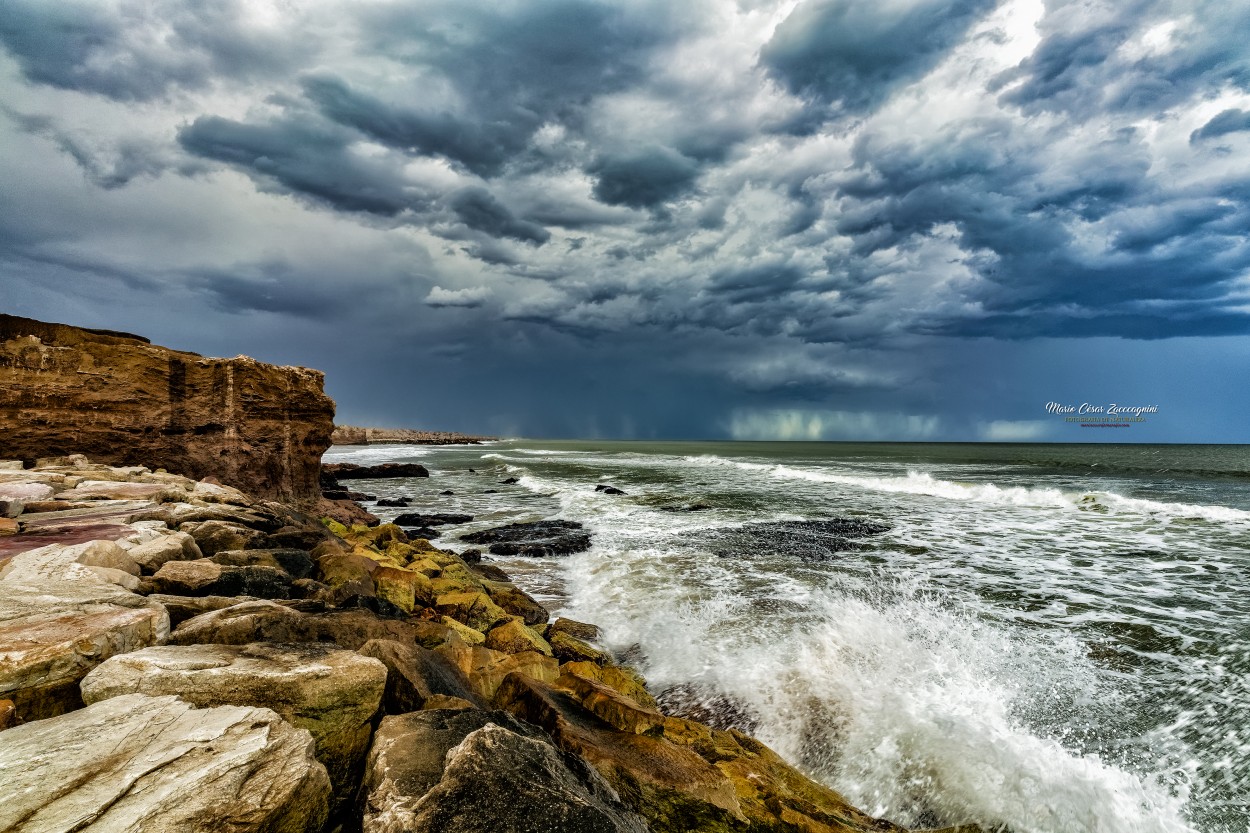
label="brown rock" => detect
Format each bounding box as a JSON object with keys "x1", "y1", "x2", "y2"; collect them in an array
[
  {"x1": 0, "y1": 517, "x2": 19, "y2": 535},
  {"x1": 436, "y1": 640, "x2": 559, "y2": 702},
  {"x1": 169, "y1": 600, "x2": 454, "y2": 650},
  {"x1": 0, "y1": 314, "x2": 334, "y2": 501},
  {"x1": 485, "y1": 617, "x2": 554, "y2": 657},
  {"x1": 373, "y1": 565, "x2": 435, "y2": 613},
  {"x1": 0, "y1": 698, "x2": 14, "y2": 730},
  {"x1": 75, "y1": 539, "x2": 140, "y2": 575},
  {"x1": 548, "y1": 616, "x2": 602, "y2": 641},
  {"x1": 317, "y1": 496, "x2": 380, "y2": 527},
  {"x1": 181, "y1": 519, "x2": 268, "y2": 555},
  {"x1": 560, "y1": 661, "x2": 658, "y2": 710},
  {"x1": 482, "y1": 579, "x2": 549, "y2": 625},
  {"x1": 550, "y1": 630, "x2": 612, "y2": 665},
  {"x1": 358, "y1": 639, "x2": 484, "y2": 713},
  {"x1": 362, "y1": 711, "x2": 645, "y2": 833},
  {"x1": 149, "y1": 559, "x2": 293, "y2": 599},
  {"x1": 435, "y1": 590, "x2": 509, "y2": 632}
]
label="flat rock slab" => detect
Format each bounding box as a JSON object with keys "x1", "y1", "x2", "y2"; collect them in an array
[
  {"x1": 0, "y1": 542, "x2": 169, "y2": 722},
  {"x1": 55, "y1": 480, "x2": 184, "y2": 501},
  {"x1": 364, "y1": 709, "x2": 647, "y2": 833},
  {"x1": 0, "y1": 693, "x2": 330, "y2": 833},
  {"x1": 82, "y1": 643, "x2": 386, "y2": 808},
  {"x1": 0, "y1": 482, "x2": 54, "y2": 502}
]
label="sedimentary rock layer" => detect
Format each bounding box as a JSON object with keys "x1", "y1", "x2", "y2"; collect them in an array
[
  {"x1": 332, "y1": 425, "x2": 494, "y2": 445},
  {"x1": 0, "y1": 314, "x2": 334, "y2": 501}
]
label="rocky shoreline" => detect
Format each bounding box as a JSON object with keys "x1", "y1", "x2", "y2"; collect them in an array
[{"x1": 0, "y1": 454, "x2": 975, "y2": 833}]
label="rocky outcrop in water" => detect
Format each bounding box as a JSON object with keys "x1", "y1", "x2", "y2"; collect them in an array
[
  {"x1": 325, "y1": 462, "x2": 431, "y2": 480},
  {"x1": 460, "y1": 519, "x2": 592, "y2": 557},
  {"x1": 0, "y1": 314, "x2": 335, "y2": 501}
]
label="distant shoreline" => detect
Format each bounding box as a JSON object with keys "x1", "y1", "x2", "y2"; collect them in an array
[{"x1": 330, "y1": 425, "x2": 497, "y2": 446}]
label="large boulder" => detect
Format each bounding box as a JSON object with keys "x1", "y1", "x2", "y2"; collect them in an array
[
  {"x1": 363, "y1": 709, "x2": 648, "y2": 833},
  {"x1": 0, "y1": 541, "x2": 169, "y2": 722},
  {"x1": 125, "y1": 530, "x2": 203, "y2": 573},
  {"x1": 358, "y1": 639, "x2": 483, "y2": 713},
  {"x1": 0, "y1": 693, "x2": 330, "y2": 832},
  {"x1": 0, "y1": 314, "x2": 334, "y2": 501},
  {"x1": 81, "y1": 643, "x2": 386, "y2": 812},
  {"x1": 148, "y1": 559, "x2": 294, "y2": 598}
]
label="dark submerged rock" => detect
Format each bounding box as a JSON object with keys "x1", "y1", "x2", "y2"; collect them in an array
[
  {"x1": 324, "y1": 462, "x2": 430, "y2": 480},
  {"x1": 393, "y1": 512, "x2": 474, "y2": 527},
  {"x1": 376, "y1": 498, "x2": 411, "y2": 507},
  {"x1": 696, "y1": 517, "x2": 890, "y2": 561},
  {"x1": 594, "y1": 484, "x2": 627, "y2": 495},
  {"x1": 460, "y1": 520, "x2": 591, "y2": 558}
]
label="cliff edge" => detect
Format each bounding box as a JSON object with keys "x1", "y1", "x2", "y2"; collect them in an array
[{"x1": 0, "y1": 314, "x2": 334, "y2": 501}]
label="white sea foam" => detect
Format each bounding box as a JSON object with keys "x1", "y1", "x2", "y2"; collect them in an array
[
  {"x1": 562, "y1": 545, "x2": 1198, "y2": 833},
  {"x1": 323, "y1": 443, "x2": 432, "y2": 462}
]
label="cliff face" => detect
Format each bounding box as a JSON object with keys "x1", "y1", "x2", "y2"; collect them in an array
[{"x1": 0, "y1": 315, "x2": 334, "y2": 501}]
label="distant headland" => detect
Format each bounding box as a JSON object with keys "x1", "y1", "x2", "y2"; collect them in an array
[{"x1": 331, "y1": 425, "x2": 496, "y2": 445}]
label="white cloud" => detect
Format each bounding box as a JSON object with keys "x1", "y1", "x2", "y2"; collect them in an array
[{"x1": 425, "y1": 285, "x2": 492, "y2": 307}]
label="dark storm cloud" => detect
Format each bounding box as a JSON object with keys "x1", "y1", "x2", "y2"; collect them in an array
[
  {"x1": 447, "y1": 187, "x2": 550, "y2": 245},
  {"x1": 302, "y1": 75, "x2": 536, "y2": 178},
  {"x1": 178, "y1": 114, "x2": 432, "y2": 217},
  {"x1": 760, "y1": 0, "x2": 998, "y2": 117},
  {"x1": 1191, "y1": 109, "x2": 1250, "y2": 143},
  {"x1": 589, "y1": 146, "x2": 702, "y2": 208},
  {"x1": 187, "y1": 266, "x2": 337, "y2": 318},
  {"x1": 0, "y1": 0, "x2": 304, "y2": 101}
]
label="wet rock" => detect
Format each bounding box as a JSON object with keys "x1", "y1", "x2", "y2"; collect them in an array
[
  {"x1": 656, "y1": 683, "x2": 759, "y2": 735},
  {"x1": 325, "y1": 462, "x2": 430, "y2": 480},
  {"x1": 316, "y1": 497, "x2": 380, "y2": 528},
  {"x1": 482, "y1": 579, "x2": 549, "y2": 625},
  {"x1": 149, "y1": 560, "x2": 294, "y2": 599},
  {"x1": 560, "y1": 661, "x2": 657, "y2": 710},
  {"x1": 169, "y1": 600, "x2": 453, "y2": 650},
  {"x1": 209, "y1": 547, "x2": 314, "y2": 579},
  {"x1": 0, "y1": 693, "x2": 330, "y2": 832},
  {"x1": 0, "y1": 541, "x2": 169, "y2": 723},
  {"x1": 364, "y1": 712, "x2": 649, "y2": 833},
  {"x1": 460, "y1": 548, "x2": 484, "y2": 565},
  {"x1": 548, "y1": 617, "x2": 602, "y2": 642},
  {"x1": 500, "y1": 477, "x2": 520, "y2": 484},
  {"x1": 377, "y1": 497, "x2": 411, "y2": 507},
  {"x1": 403, "y1": 526, "x2": 441, "y2": 539},
  {"x1": 496, "y1": 672, "x2": 747, "y2": 831},
  {"x1": 460, "y1": 519, "x2": 592, "y2": 557},
  {"x1": 485, "y1": 618, "x2": 554, "y2": 656},
  {"x1": 550, "y1": 631, "x2": 612, "y2": 665},
  {"x1": 82, "y1": 643, "x2": 386, "y2": 813},
  {"x1": 435, "y1": 590, "x2": 510, "y2": 632},
  {"x1": 394, "y1": 512, "x2": 474, "y2": 526},
  {"x1": 595, "y1": 484, "x2": 627, "y2": 495},
  {"x1": 358, "y1": 639, "x2": 484, "y2": 713},
  {"x1": 440, "y1": 490, "x2": 455, "y2": 495}
]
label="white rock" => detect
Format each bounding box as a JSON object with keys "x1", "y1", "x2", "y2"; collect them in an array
[
  {"x1": 0, "y1": 693, "x2": 330, "y2": 833},
  {"x1": 0, "y1": 541, "x2": 169, "y2": 723}
]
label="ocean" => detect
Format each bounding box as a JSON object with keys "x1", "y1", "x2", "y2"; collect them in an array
[{"x1": 324, "y1": 440, "x2": 1250, "y2": 833}]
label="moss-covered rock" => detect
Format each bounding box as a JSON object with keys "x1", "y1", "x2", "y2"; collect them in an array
[
  {"x1": 435, "y1": 591, "x2": 509, "y2": 632},
  {"x1": 485, "y1": 617, "x2": 554, "y2": 657}
]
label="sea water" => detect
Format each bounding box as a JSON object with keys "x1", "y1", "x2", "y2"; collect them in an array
[{"x1": 325, "y1": 441, "x2": 1250, "y2": 833}]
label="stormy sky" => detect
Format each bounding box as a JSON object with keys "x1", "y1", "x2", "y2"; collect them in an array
[{"x1": 2, "y1": 0, "x2": 1249, "y2": 442}]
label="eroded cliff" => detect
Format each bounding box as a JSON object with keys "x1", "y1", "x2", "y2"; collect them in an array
[{"x1": 0, "y1": 314, "x2": 334, "y2": 501}]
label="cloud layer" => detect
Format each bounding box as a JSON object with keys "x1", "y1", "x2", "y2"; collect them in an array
[{"x1": 2, "y1": 0, "x2": 1249, "y2": 439}]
